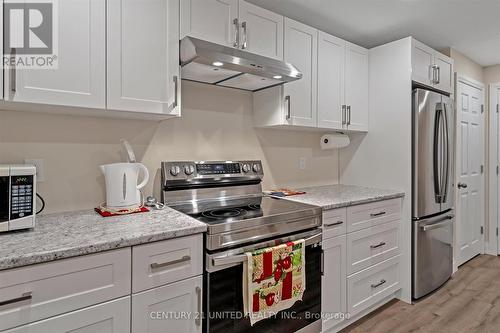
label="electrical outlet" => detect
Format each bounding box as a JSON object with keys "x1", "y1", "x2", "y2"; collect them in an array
[
  {"x1": 299, "y1": 157, "x2": 306, "y2": 170},
  {"x1": 25, "y1": 159, "x2": 44, "y2": 182}
]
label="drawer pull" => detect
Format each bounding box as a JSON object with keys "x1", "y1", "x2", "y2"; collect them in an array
[
  {"x1": 195, "y1": 287, "x2": 202, "y2": 327},
  {"x1": 370, "y1": 211, "x2": 387, "y2": 217},
  {"x1": 370, "y1": 279, "x2": 386, "y2": 289},
  {"x1": 370, "y1": 242, "x2": 386, "y2": 249},
  {"x1": 0, "y1": 292, "x2": 33, "y2": 307},
  {"x1": 151, "y1": 255, "x2": 191, "y2": 269},
  {"x1": 324, "y1": 220, "x2": 344, "y2": 227}
]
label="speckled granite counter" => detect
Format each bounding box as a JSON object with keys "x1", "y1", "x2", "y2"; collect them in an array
[
  {"x1": 280, "y1": 184, "x2": 405, "y2": 210},
  {"x1": 0, "y1": 208, "x2": 206, "y2": 270}
]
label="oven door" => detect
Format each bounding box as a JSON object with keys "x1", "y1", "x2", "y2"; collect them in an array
[{"x1": 205, "y1": 230, "x2": 322, "y2": 333}]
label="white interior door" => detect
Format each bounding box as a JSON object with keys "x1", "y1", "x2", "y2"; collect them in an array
[
  {"x1": 491, "y1": 83, "x2": 500, "y2": 254},
  {"x1": 456, "y1": 77, "x2": 485, "y2": 266}
]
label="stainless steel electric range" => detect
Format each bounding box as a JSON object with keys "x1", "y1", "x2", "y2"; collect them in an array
[{"x1": 162, "y1": 160, "x2": 323, "y2": 333}]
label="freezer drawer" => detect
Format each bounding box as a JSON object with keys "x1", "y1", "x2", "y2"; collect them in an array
[{"x1": 412, "y1": 212, "x2": 453, "y2": 299}]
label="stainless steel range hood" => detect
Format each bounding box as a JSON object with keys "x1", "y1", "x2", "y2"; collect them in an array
[{"x1": 180, "y1": 37, "x2": 302, "y2": 92}]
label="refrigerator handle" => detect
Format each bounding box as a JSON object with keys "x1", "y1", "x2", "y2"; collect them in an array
[
  {"x1": 442, "y1": 104, "x2": 450, "y2": 202},
  {"x1": 433, "y1": 108, "x2": 442, "y2": 203}
]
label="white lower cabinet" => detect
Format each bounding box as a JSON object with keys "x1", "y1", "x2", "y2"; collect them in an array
[
  {"x1": 347, "y1": 255, "x2": 401, "y2": 317},
  {"x1": 322, "y1": 235, "x2": 347, "y2": 332},
  {"x1": 132, "y1": 276, "x2": 203, "y2": 333},
  {"x1": 4, "y1": 297, "x2": 131, "y2": 333}
]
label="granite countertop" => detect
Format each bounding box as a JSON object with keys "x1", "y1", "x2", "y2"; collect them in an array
[
  {"x1": 280, "y1": 184, "x2": 405, "y2": 210},
  {"x1": 0, "y1": 207, "x2": 207, "y2": 270}
]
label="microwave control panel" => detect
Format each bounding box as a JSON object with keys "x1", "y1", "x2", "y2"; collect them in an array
[{"x1": 10, "y1": 175, "x2": 34, "y2": 219}]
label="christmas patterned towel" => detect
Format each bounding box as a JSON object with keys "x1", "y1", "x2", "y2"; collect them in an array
[{"x1": 243, "y1": 239, "x2": 306, "y2": 326}]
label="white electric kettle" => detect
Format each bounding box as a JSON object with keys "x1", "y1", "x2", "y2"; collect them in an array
[{"x1": 100, "y1": 162, "x2": 149, "y2": 209}]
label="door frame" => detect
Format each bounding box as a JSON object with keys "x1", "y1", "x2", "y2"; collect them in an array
[
  {"x1": 489, "y1": 82, "x2": 500, "y2": 255},
  {"x1": 454, "y1": 75, "x2": 486, "y2": 270}
]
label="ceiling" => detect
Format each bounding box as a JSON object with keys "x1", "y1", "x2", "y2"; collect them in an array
[{"x1": 247, "y1": 0, "x2": 500, "y2": 67}]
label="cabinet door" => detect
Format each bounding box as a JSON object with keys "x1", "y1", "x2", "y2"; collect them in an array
[
  {"x1": 132, "y1": 276, "x2": 203, "y2": 333},
  {"x1": 283, "y1": 18, "x2": 318, "y2": 127},
  {"x1": 107, "y1": 0, "x2": 180, "y2": 115},
  {"x1": 238, "y1": 0, "x2": 283, "y2": 60},
  {"x1": 434, "y1": 53, "x2": 453, "y2": 94},
  {"x1": 345, "y1": 42, "x2": 369, "y2": 131},
  {"x1": 4, "y1": 0, "x2": 105, "y2": 108},
  {"x1": 4, "y1": 297, "x2": 130, "y2": 333},
  {"x1": 317, "y1": 31, "x2": 345, "y2": 130},
  {"x1": 411, "y1": 39, "x2": 434, "y2": 86},
  {"x1": 181, "y1": 0, "x2": 238, "y2": 48},
  {"x1": 322, "y1": 235, "x2": 347, "y2": 332}
]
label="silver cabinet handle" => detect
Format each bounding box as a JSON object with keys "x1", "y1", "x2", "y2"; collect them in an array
[
  {"x1": 324, "y1": 220, "x2": 344, "y2": 227},
  {"x1": 195, "y1": 287, "x2": 202, "y2": 327},
  {"x1": 436, "y1": 66, "x2": 441, "y2": 84},
  {"x1": 346, "y1": 105, "x2": 351, "y2": 125},
  {"x1": 342, "y1": 105, "x2": 346, "y2": 125},
  {"x1": 233, "y1": 18, "x2": 239, "y2": 47},
  {"x1": 285, "y1": 95, "x2": 291, "y2": 120},
  {"x1": 10, "y1": 48, "x2": 16, "y2": 93},
  {"x1": 370, "y1": 242, "x2": 386, "y2": 249},
  {"x1": 150, "y1": 255, "x2": 190, "y2": 269},
  {"x1": 370, "y1": 211, "x2": 386, "y2": 217},
  {"x1": 0, "y1": 292, "x2": 32, "y2": 307},
  {"x1": 241, "y1": 21, "x2": 247, "y2": 49},
  {"x1": 371, "y1": 279, "x2": 386, "y2": 289},
  {"x1": 171, "y1": 75, "x2": 178, "y2": 109},
  {"x1": 458, "y1": 182, "x2": 468, "y2": 189}
]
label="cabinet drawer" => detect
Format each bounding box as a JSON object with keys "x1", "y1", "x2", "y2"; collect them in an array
[
  {"x1": 347, "y1": 198, "x2": 401, "y2": 232},
  {"x1": 132, "y1": 234, "x2": 203, "y2": 292},
  {"x1": 4, "y1": 296, "x2": 130, "y2": 333},
  {"x1": 132, "y1": 276, "x2": 203, "y2": 333},
  {"x1": 0, "y1": 248, "x2": 131, "y2": 331},
  {"x1": 347, "y1": 255, "x2": 401, "y2": 316},
  {"x1": 322, "y1": 208, "x2": 347, "y2": 239},
  {"x1": 347, "y1": 221, "x2": 400, "y2": 275}
]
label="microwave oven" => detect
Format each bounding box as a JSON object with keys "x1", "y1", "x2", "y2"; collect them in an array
[{"x1": 0, "y1": 165, "x2": 36, "y2": 232}]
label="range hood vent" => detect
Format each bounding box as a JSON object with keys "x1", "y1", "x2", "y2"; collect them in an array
[{"x1": 180, "y1": 37, "x2": 302, "y2": 92}]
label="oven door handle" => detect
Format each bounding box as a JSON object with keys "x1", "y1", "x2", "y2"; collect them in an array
[{"x1": 212, "y1": 233, "x2": 322, "y2": 267}]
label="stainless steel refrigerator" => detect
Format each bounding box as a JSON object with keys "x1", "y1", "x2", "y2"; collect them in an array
[{"x1": 412, "y1": 88, "x2": 454, "y2": 300}]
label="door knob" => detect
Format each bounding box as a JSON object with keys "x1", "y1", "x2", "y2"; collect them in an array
[{"x1": 457, "y1": 183, "x2": 468, "y2": 189}]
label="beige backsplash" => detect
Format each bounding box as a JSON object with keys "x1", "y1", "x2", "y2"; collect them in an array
[{"x1": 0, "y1": 81, "x2": 339, "y2": 213}]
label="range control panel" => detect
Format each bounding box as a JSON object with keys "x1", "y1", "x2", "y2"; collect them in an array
[{"x1": 162, "y1": 160, "x2": 263, "y2": 181}]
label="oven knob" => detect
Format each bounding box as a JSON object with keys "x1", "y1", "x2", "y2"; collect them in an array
[
  {"x1": 252, "y1": 163, "x2": 261, "y2": 173},
  {"x1": 184, "y1": 165, "x2": 195, "y2": 175},
  {"x1": 170, "y1": 165, "x2": 181, "y2": 176},
  {"x1": 242, "y1": 164, "x2": 251, "y2": 173}
]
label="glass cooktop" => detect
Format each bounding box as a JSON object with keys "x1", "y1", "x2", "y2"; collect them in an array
[{"x1": 169, "y1": 195, "x2": 318, "y2": 225}]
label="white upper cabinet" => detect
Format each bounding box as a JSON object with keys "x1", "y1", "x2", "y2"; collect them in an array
[
  {"x1": 238, "y1": 1, "x2": 283, "y2": 59},
  {"x1": 181, "y1": 0, "x2": 283, "y2": 59},
  {"x1": 345, "y1": 42, "x2": 369, "y2": 131},
  {"x1": 181, "y1": 0, "x2": 239, "y2": 47},
  {"x1": 254, "y1": 23, "x2": 369, "y2": 132},
  {"x1": 107, "y1": 0, "x2": 180, "y2": 116},
  {"x1": 317, "y1": 32, "x2": 345, "y2": 129},
  {"x1": 4, "y1": 0, "x2": 106, "y2": 108},
  {"x1": 434, "y1": 53, "x2": 453, "y2": 93},
  {"x1": 283, "y1": 18, "x2": 318, "y2": 127},
  {"x1": 411, "y1": 39, "x2": 453, "y2": 94}
]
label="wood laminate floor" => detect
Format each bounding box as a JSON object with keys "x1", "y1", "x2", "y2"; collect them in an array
[{"x1": 342, "y1": 255, "x2": 500, "y2": 333}]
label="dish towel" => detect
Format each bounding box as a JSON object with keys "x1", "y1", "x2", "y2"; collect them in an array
[{"x1": 243, "y1": 239, "x2": 306, "y2": 326}]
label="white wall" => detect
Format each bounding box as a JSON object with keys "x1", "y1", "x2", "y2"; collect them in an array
[
  {"x1": 340, "y1": 37, "x2": 413, "y2": 302},
  {"x1": 0, "y1": 81, "x2": 339, "y2": 213}
]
